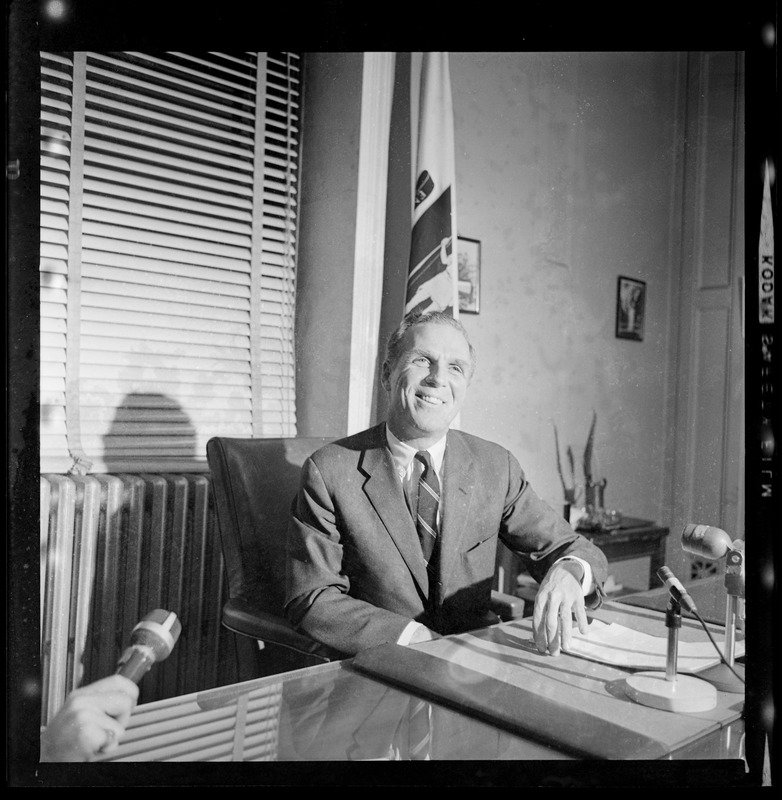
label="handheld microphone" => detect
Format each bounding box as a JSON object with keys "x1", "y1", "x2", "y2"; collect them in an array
[
  {"x1": 116, "y1": 609, "x2": 182, "y2": 684},
  {"x1": 681, "y1": 523, "x2": 733, "y2": 560},
  {"x1": 657, "y1": 566, "x2": 698, "y2": 615}
]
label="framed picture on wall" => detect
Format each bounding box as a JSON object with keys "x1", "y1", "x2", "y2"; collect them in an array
[
  {"x1": 615, "y1": 275, "x2": 646, "y2": 341},
  {"x1": 457, "y1": 236, "x2": 481, "y2": 314}
]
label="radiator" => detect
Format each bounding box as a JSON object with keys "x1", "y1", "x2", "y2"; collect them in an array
[{"x1": 40, "y1": 473, "x2": 237, "y2": 727}]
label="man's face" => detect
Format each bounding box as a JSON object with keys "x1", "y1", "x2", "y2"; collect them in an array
[{"x1": 382, "y1": 321, "x2": 472, "y2": 445}]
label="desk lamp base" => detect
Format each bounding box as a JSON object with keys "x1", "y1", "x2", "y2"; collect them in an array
[
  {"x1": 697, "y1": 661, "x2": 745, "y2": 694},
  {"x1": 624, "y1": 672, "x2": 718, "y2": 713}
]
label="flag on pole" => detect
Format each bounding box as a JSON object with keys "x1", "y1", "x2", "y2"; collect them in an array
[{"x1": 405, "y1": 52, "x2": 458, "y2": 317}]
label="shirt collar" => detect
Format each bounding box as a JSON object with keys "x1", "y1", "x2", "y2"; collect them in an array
[{"x1": 385, "y1": 424, "x2": 447, "y2": 477}]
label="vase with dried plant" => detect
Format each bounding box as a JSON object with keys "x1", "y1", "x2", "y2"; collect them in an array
[{"x1": 552, "y1": 412, "x2": 622, "y2": 532}]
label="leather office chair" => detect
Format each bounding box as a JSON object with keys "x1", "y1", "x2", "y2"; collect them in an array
[
  {"x1": 207, "y1": 436, "x2": 348, "y2": 677},
  {"x1": 207, "y1": 435, "x2": 527, "y2": 678}
]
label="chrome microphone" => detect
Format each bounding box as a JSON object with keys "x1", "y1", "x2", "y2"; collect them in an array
[
  {"x1": 116, "y1": 609, "x2": 182, "y2": 684},
  {"x1": 682, "y1": 523, "x2": 745, "y2": 597},
  {"x1": 681, "y1": 523, "x2": 733, "y2": 560},
  {"x1": 657, "y1": 566, "x2": 698, "y2": 614}
]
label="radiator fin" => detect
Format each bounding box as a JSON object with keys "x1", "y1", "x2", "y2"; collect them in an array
[{"x1": 40, "y1": 472, "x2": 234, "y2": 726}]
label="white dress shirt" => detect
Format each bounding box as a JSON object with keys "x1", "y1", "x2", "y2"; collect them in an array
[{"x1": 384, "y1": 425, "x2": 593, "y2": 645}]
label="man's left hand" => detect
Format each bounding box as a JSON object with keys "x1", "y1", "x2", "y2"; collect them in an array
[{"x1": 532, "y1": 560, "x2": 588, "y2": 656}]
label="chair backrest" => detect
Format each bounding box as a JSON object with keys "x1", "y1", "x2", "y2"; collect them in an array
[{"x1": 206, "y1": 436, "x2": 333, "y2": 615}]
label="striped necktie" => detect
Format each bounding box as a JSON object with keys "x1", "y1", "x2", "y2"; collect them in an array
[
  {"x1": 414, "y1": 450, "x2": 440, "y2": 567},
  {"x1": 407, "y1": 697, "x2": 432, "y2": 760}
]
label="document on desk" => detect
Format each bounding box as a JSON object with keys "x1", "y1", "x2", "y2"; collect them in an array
[{"x1": 565, "y1": 619, "x2": 745, "y2": 673}]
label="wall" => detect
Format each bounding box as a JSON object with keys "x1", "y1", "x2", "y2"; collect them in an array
[
  {"x1": 296, "y1": 53, "x2": 364, "y2": 437},
  {"x1": 449, "y1": 53, "x2": 683, "y2": 549},
  {"x1": 299, "y1": 51, "x2": 690, "y2": 590}
]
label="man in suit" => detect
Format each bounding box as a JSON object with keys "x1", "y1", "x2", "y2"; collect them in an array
[{"x1": 285, "y1": 310, "x2": 608, "y2": 657}]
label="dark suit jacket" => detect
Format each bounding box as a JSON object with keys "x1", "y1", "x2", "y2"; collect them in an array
[{"x1": 285, "y1": 423, "x2": 608, "y2": 655}]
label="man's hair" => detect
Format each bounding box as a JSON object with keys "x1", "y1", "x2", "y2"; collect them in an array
[{"x1": 384, "y1": 310, "x2": 477, "y2": 376}]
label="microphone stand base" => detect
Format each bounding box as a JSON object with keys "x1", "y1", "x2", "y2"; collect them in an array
[
  {"x1": 624, "y1": 672, "x2": 718, "y2": 713},
  {"x1": 697, "y1": 661, "x2": 746, "y2": 694}
]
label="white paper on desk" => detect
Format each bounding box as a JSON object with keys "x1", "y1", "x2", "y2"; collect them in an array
[{"x1": 565, "y1": 620, "x2": 745, "y2": 673}]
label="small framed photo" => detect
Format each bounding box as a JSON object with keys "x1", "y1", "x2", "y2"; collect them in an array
[
  {"x1": 615, "y1": 275, "x2": 646, "y2": 341},
  {"x1": 457, "y1": 236, "x2": 481, "y2": 314}
]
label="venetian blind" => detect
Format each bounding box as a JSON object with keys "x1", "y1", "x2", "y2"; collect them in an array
[{"x1": 40, "y1": 52, "x2": 301, "y2": 473}]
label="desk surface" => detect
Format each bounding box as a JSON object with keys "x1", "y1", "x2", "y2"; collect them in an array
[{"x1": 95, "y1": 603, "x2": 746, "y2": 766}]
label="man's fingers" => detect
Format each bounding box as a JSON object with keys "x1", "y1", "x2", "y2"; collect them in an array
[
  {"x1": 545, "y1": 604, "x2": 560, "y2": 647},
  {"x1": 533, "y1": 591, "x2": 564, "y2": 655},
  {"x1": 533, "y1": 621, "x2": 547, "y2": 653},
  {"x1": 533, "y1": 594, "x2": 581, "y2": 656},
  {"x1": 574, "y1": 601, "x2": 589, "y2": 635},
  {"x1": 532, "y1": 594, "x2": 548, "y2": 653},
  {"x1": 533, "y1": 563, "x2": 590, "y2": 656},
  {"x1": 98, "y1": 720, "x2": 126, "y2": 754},
  {"x1": 559, "y1": 607, "x2": 573, "y2": 652},
  {"x1": 70, "y1": 676, "x2": 139, "y2": 719}
]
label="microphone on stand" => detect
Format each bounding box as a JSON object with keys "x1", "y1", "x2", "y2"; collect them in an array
[
  {"x1": 681, "y1": 523, "x2": 733, "y2": 558},
  {"x1": 682, "y1": 523, "x2": 745, "y2": 598},
  {"x1": 657, "y1": 565, "x2": 699, "y2": 615},
  {"x1": 623, "y1": 565, "x2": 718, "y2": 713},
  {"x1": 116, "y1": 609, "x2": 182, "y2": 684},
  {"x1": 681, "y1": 524, "x2": 745, "y2": 693}
]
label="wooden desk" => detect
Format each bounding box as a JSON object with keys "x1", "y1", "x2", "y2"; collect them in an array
[{"x1": 91, "y1": 604, "x2": 745, "y2": 772}]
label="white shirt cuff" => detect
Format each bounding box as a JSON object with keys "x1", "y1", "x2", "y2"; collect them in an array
[
  {"x1": 554, "y1": 555, "x2": 594, "y2": 595},
  {"x1": 397, "y1": 620, "x2": 425, "y2": 646}
]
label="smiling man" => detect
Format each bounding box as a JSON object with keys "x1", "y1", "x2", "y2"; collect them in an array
[{"x1": 285, "y1": 310, "x2": 608, "y2": 657}]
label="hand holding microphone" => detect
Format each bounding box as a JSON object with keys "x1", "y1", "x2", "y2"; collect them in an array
[
  {"x1": 41, "y1": 610, "x2": 180, "y2": 762},
  {"x1": 40, "y1": 674, "x2": 139, "y2": 762}
]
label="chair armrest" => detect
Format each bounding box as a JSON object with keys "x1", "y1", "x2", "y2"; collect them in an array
[
  {"x1": 489, "y1": 589, "x2": 529, "y2": 621},
  {"x1": 222, "y1": 596, "x2": 346, "y2": 661}
]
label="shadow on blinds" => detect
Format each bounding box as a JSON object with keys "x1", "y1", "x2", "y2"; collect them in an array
[{"x1": 101, "y1": 392, "x2": 199, "y2": 471}]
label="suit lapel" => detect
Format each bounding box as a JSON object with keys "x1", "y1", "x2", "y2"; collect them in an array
[
  {"x1": 437, "y1": 431, "x2": 476, "y2": 585},
  {"x1": 359, "y1": 427, "x2": 429, "y2": 596}
]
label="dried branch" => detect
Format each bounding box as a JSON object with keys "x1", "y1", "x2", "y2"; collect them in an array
[
  {"x1": 583, "y1": 410, "x2": 597, "y2": 482},
  {"x1": 553, "y1": 421, "x2": 576, "y2": 503},
  {"x1": 553, "y1": 422, "x2": 567, "y2": 494}
]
